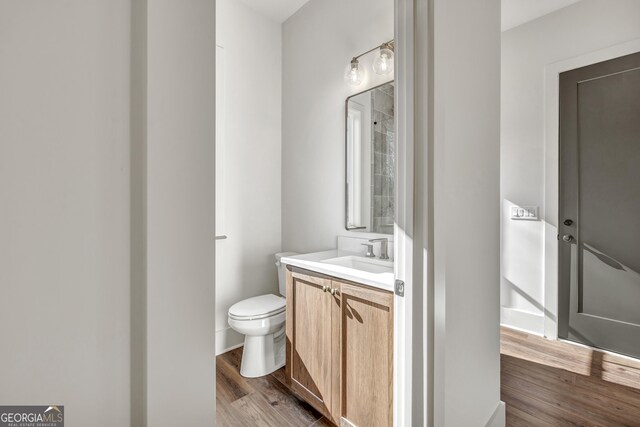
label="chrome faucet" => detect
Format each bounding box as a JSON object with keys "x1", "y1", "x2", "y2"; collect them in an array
[
  {"x1": 361, "y1": 242, "x2": 376, "y2": 258},
  {"x1": 368, "y1": 238, "x2": 390, "y2": 260}
]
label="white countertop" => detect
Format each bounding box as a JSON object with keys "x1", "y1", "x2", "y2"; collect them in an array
[{"x1": 280, "y1": 249, "x2": 395, "y2": 292}]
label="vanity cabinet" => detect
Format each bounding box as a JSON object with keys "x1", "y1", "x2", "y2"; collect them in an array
[
  {"x1": 286, "y1": 267, "x2": 393, "y2": 427},
  {"x1": 285, "y1": 270, "x2": 334, "y2": 418}
]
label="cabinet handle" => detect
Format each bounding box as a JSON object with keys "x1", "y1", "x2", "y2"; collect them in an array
[
  {"x1": 330, "y1": 288, "x2": 338, "y2": 296},
  {"x1": 322, "y1": 285, "x2": 330, "y2": 293}
]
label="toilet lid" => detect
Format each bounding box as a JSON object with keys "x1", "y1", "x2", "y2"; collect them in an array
[{"x1": 228, "y1": 294, "x2": 286, "y2": 320}]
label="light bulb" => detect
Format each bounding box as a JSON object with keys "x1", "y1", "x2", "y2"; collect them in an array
[
  {"x1": 373, "y1": 45, "x2": 394, "y2": 75},
  {"x1": 344, "y1": 58, "x2": 364, "y2": 86}
]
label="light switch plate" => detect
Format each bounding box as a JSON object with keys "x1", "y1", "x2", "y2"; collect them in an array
[{"x1": 510, "y1": 205, "x2": 538, "y2": 220}]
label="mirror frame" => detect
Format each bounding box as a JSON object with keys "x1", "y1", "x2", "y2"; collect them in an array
[{"x1": 344, "y1": 80, "x2": 395, "y2": 233}]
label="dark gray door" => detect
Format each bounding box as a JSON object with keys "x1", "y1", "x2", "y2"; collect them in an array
[{"x1": 559, "y1": 51, "x2": 640, "y2": 358}]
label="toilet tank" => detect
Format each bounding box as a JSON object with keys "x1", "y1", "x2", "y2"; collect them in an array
[{"x1": 275, "y1": 252, "x2": 298, "y2": 297}]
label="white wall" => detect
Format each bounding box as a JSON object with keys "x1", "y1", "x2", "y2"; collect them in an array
[
  {"x1": 282, "y1": 0, "x2": 394, "y2": 253},
  {"x1": 501, "y1": 0, "x2": 640, "y2": 335},
  {"x1": 215, "y1": 0, "x2": 282, "y2": 353},
  {"x1": 0, "y1": 2, "x2": 216, "y2": 425},
  {"x1": 432, "y1": 0, "x2": 503, "y2": 425},
  {"x1": 144, "y1": 1, "x2": 216, "y2": 425},
  {"x1": 0, "y1": 1, "x2": 131, "y2": 425}
]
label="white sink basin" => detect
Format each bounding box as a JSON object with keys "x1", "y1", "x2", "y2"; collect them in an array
[
  {"x1": 321, "y1": 256, "x2": 393, "y2": 274},
  {"x1": 280, "y1": 250, "x2": 395, "y2": 291}
]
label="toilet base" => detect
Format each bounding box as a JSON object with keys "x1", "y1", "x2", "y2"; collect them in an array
[{"x1": 240, "y1": 327, "x2": 286, "y2": 378}]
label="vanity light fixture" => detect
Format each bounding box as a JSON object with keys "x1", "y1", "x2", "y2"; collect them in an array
[
  {"x1": 344, "y1": 58, "x2": 365, "y2": 86},
  {"x1": 344, "y1": 39, "x2": 395, "y2": 86},
  {"x1": 373, "y1": 42, "x2": 394, "y2": 75}
]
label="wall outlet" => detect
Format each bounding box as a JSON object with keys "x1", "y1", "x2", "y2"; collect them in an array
[{"x1": 510, "y1": 205, "x2": 538, "y2": 220}]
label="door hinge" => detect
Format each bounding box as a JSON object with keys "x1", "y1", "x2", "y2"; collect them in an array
[{"x1": 395, "y1": 279, "x2": 405, "y2": 297}]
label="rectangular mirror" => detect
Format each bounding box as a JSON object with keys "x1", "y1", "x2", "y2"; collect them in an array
[{"x1": 345, "y1": 81, "x2": 395, "y2": 234}]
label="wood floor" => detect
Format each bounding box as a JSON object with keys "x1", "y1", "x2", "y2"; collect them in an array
[
  {"x1": 501, "y1": 326, "x2": 640, "y2": 426},
  {"x1": 217, "y1": 329, "x2": 640, "y2": 426},
  {"x1": 216, "y1": 347, "x2": 333, "y2": 426}
]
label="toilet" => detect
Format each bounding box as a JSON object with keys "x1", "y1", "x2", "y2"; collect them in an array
[{"x1": 228, "y1": 252, "x2": 298, "y2": 378}]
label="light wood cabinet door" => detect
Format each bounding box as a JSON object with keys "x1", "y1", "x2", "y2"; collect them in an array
[
  {"x1": 286, "y1": 269, "x2": 334, "y2": 418},
  {"x1": 334, "y1": 281, "x2": 393, "y2": 427}
]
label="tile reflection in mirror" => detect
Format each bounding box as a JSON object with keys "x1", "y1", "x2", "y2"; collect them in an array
[{"x1": 346, "y1": 81, "x2": 395, "y2": 234}]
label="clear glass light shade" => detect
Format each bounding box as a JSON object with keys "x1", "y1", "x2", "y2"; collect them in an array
[
  {"x1": 344, "y1": 60, "x2": 365, "y2": 86},
  {"x1": 372, "y1": 47, "x2": 394, "y2": 75}
]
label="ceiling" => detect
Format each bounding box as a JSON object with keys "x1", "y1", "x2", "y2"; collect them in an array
[
  {"x1": 240, "y1": 0, "x2": 582, "y2": 33},
  {"x1": 238, "y1": 0, "x2": 312, "y2": 23},
  {"x1": 502, "y1": 0, "x2": 582, "y2": 31}
]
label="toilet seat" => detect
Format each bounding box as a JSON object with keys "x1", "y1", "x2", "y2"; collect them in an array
[{"x1": 228, "y1": 294, "x2": 285, "y2": 321}]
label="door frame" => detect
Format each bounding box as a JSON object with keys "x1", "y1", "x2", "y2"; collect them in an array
[
  {"x1": 542, "y1": 38, "x2": 640, "y2": 340},
  {"x1": 394, "y1": 0, "x2": 415, "y2": 423},
  {"x1": 394, "y1": 0, "x2": 429, "y2": 425}
]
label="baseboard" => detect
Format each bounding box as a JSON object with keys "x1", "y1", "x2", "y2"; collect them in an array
[
  {"x1": 485, "y1": 401, "x2": 505, "y2": 427},
  {"x1": 501, "y1": 306, "x2": 544, "y2": 336},
  {"x1": 215, "y1": 327, "x2": 244, "y2": 355}
]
